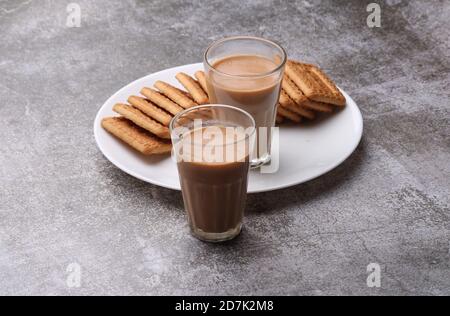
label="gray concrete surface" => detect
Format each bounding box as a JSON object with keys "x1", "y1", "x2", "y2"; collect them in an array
[{"x1": 0, "y1": 0, "x2": 449, "y2": 296}]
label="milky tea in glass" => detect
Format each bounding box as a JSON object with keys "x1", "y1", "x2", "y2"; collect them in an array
[
  {"x1": 204, "y1": 36, "x2": 286, "y2": 168},
  {"x1": 170, "y1": 105, "x2": 256, "y2": 242}
]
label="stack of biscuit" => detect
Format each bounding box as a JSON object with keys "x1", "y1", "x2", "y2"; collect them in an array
[
  {"x1": 102, "y1": 71, "x2": 209, "y2": 155},
  {"x1": 102, "y1": 60, "x2": 346, "y2": 155},
  {"x1": 275, "y1": 60, "x2": 346, "y2": 124}
]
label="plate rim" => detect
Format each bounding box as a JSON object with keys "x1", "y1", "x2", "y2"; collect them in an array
[{"x1": 94, "y1": 63, "x2": 363, "y2": 193}]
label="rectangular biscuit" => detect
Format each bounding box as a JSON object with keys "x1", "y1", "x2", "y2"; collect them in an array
[
  {"x1": 306, "y1": 64, "x2": 346, "y2": 106},
  {"x1": 293, "y1": 104, "x2": 316, "y2": 120},
  {"x1": 302, "y1": 99, "x2": 334, "y2": 113},
  {"x1": 128, "y1": 95, "x2": 173, "y2": 126},
  {"x1": 282, "y1": 74, "x2": 308, "y2": 104},
  {"x1": 279, "y1": 89, "x2": 296, "y2": 108},
  {"x1": 140, "y1": 87, "x2": 184, "y2": 116},
  {"x1": 101, "y1": 117, "x2": 172, "y2": 155},
  {"x1": 113, "y1": 103, "x2": 170, "y2": 139},
  {"x1": 283, "y1": 74, "x2": 333, "y2": 112},
  {"x1": 277, "y1": 104, "x2": 301, "y2": 123},
  {"x1": 279, "y1": 90, "x2": 315, "y2": 120},
  {"x1": 154, "y1": 80, "x2": 197, "y2": 108},
  {"x1": 285, "y1": 60, "x2": 346, "y2": 106},
  {"x1": 176, "y1": 72, "x2": 209, "y2": 104}
]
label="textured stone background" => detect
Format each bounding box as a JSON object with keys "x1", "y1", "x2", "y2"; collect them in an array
[{"x1": 0, "y1": 0, "x2": 449, "y2": 295}]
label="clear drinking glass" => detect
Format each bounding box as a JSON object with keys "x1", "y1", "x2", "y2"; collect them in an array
[
  {"x1": 203, "y1": 36, "x2": 287, "y2": 168},
  {"x1": 170, "y1": 104, "x2": 256, "y2": 242}
]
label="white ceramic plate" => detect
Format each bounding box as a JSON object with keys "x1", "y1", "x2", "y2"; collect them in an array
[{"x1": 94, "y1": 63, "x2": 363, "y2": 193}]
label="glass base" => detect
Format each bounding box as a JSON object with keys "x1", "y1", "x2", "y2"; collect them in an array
[
  {"x1": 190, "y1": 223, "x2": 242, "y2": 243},
  {"x1": 250, "y1": 154, "x2": 271, "y2": 169}
]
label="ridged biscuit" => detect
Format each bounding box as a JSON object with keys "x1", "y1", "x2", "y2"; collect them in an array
[
  {"x1": 176, "y1": 72, "x2": 209, "y2": 104},
  {"x1": 128, "y1": 95, "x2": 173, "y2": 126},
  {"x1": 113, "y1": 103, "x2": 170, "y2": 139},
  {"x1": 194, "y1": 71, "x2": 209, "y2": 96},
  {"x1": 293, "y1": 104, "x2": 316, "y2": 120},
  {"x1": 154, "y1": 80, "x2": 197, "y2": 108},
  {"x1": 101, "y1": 117, "x2": 172, "y2": 155},
  {"x1": 306, "y1": 64, "x2": 346, "y2": 106},
  {"x1": 277, "y1": 105, "x2": 301, "y2": 123},
  {"x1": 279, "y1": 90, "x2": 315, "y2": 120},
  {"x1": 282, "y1": 75, "x2": 308, "y2": 104},
  {"x1": 167, "y1": 83, "x2": 194, "y2": 99},
  {"x1": 140, "y1": 87, "x2": 184, "y2": 116},
  {"x1": 285, "y1": 60, "x2": 346, "y2": 106},
  {"x1": 302, "y1": 99, "x2": 333, "y2": 113}
]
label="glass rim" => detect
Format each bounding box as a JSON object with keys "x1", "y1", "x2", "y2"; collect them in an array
[
  {"x1": 169, "y1": 104, "x2": 257, "y2": 145},
  {"x1": 203, "y1": 36, "x2": 287, "y2": 79}
]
